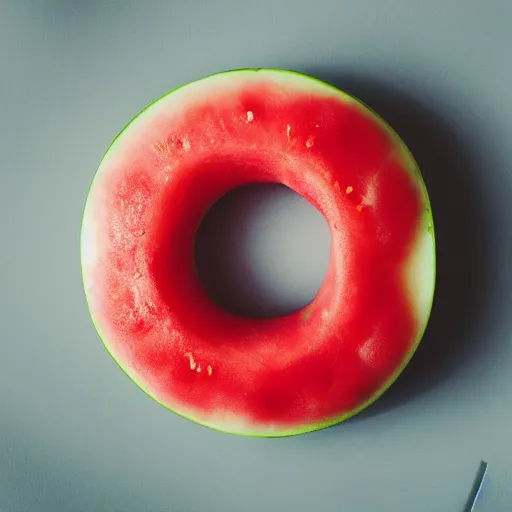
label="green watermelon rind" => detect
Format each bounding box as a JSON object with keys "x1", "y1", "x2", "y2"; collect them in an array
[{"x1": 80, "y1": 68, "x2": 436, "y2": 437}]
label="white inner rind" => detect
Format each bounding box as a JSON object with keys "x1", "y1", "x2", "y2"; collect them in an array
[
  {"x1": 81, "y1": 204, "x2": 99, "y2": 287},
  {"x1": 404, "y1": 221, "x2": 435, "y2": 333}
]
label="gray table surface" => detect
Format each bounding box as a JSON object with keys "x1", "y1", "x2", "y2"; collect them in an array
[{"x1": 2, "y1": 1, "x2": 511, "y2": 511}]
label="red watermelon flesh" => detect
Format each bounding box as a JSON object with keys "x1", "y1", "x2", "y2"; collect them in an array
[{"x1": 81, "y1": 69, "x2": 435, "y2": 436}]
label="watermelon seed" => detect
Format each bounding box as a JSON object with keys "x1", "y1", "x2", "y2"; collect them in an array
[
  {"x1": 207, "y1": 365, "x2": 213, "y2": 376},
  {"x1": 286, "y1": 124, "x2": 291, "y2": 139},
  {"x1": 185, "y1": 352, "x2": 196, "y2": 370},
  {"x1": 153, "y1": 141, "x2": 169, "y2": 153},
  {"x1": 246, "y1": 111, "x2": 254, "y2": 123},
  {"x1": 306, "y1": 136, "x2": 315, "y2": 148},
  {"x1": 346, "y1": 186, "x2": 353, "y2": 194}
]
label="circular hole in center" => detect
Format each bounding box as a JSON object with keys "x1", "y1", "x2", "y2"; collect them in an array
[{"x1": 194, "y1": 183, "x2": 331, "y2": 319}]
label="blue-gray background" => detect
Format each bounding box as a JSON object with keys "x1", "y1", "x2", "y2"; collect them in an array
[{"x1": 2, "y1": 1, "x2": 511, "y2": 511}]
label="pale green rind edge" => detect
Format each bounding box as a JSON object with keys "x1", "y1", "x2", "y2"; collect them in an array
[{"x1": 80, "y1": 67, "x2": 436, "y2": 438}]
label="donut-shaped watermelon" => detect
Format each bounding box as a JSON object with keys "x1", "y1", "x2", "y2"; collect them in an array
[{"x1": 81, "y1": 69, "x2": 435, "y2": 437}]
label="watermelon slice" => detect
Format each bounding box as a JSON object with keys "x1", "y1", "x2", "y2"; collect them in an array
[{"x1": 81, "y1": 69, "x2": 435, "y2": 436}]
